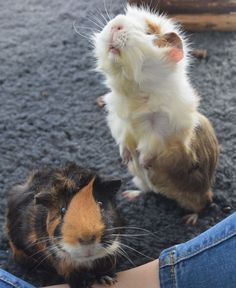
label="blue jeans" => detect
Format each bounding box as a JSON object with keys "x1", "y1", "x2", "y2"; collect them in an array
[
  {"x1": 1, "y1": 213, "x2": 236, "y2": 288},
  {"x1": 159, "y1": 212, "x2": 236, "y2": 288},
  {"x1": 0, "y1": 269, "x2": 35, "y2": 288}
]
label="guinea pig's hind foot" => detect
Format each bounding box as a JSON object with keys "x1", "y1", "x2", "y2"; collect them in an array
[
  {"x1": 122, "y1": 190, "x2": 142, "y2": 201},
  {"x1": 182, "y1": 213, "x2": 199, "y2": 225},
  {"x1": 97, "y1": 275, "x2": 117, "y2": 286}
]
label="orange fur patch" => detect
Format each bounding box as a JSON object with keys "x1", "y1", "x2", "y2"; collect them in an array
[
  {"x1": 146, "y1": 19, "x2": 161, "y2": 35},
  {"x1": 62, "y1": 178, "x2": 105, "y2": 246}
]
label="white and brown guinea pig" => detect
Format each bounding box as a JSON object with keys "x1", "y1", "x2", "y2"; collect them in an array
[
  {"x1": 93, "y1": 5, "x2": 219, "y2": 224},
  {"x1": 7, "y1": 163, "x2": 122, "y2": 288}
]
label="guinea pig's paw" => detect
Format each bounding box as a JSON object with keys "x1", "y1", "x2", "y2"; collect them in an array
[
  {"x1": 182, "y1": 213, "x2": 199, "y2": 225},
  {"x1": 121, "y1": 147, "x2": 132, "y2": 164},
  {"x1": 97, "y1": 275, "x2": 117, "y2": 286},
  {"x1": 122, "y1": 190, "x2": 142, "y2": 201},
  {"x1": 96, "y1": 95, "x2": 106, "y2": 108},
  {"x1": 139, "y1": 153, "x2": 155, "y2": 169},
  {"x1": 81, "y1": 278, "x2": 94, "y2": 288}
]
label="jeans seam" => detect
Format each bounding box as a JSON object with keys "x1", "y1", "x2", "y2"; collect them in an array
[
  {"x1": 170, "y1": 251, "x2": 177, "y2": 288},
  {"x1": 0, "y1": 275, "x2": 22, "y2": 288},
  {"x1": 174, "y1": 228, "x2": 236, "y2": 264}
]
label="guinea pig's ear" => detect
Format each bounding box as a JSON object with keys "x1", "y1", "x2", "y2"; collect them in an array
[
  {"x1": 93, "y1": 176, "x2": 122, "y2": 199},
  {"x1": 34, "y1": 192, "x2": 53, "y2": 208},
  {"x1": 155, "y1": 32, "x2": 183, "y2": 63}
]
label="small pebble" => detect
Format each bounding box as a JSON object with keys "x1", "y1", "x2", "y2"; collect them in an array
[{"x1": 222, "y1": 206, "x2": 232, "y2": 213}]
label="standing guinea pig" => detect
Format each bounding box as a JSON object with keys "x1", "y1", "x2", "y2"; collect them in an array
[
  {"x1": 93, "y1": 5, "x2": 219, "y2": 224},
  {"x1": 6, "y1": 163, "x2": 122, "y2": 288}
]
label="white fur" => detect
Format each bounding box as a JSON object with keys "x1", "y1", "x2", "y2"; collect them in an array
[
  {"x1": 61, "y1": 240, "x2": 120, "y2": 268},
  {"x1": 94, "y1": 6, "x2": 200, "y2": 193}
]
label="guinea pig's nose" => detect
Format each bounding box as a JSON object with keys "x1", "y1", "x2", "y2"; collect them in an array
[
  {"x1": 78, "y1": 235, "x2": 96, "y2": 245},
  {"x1": 111, "y1": 24, "x2": 123, "y2": 32}
]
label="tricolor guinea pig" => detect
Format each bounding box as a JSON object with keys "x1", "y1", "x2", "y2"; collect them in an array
[
  {"x1": 93, "y1": 5, "x2": 219, "y2": 224},
  {"x1": 6, "y1": 163, "x2": 122, "y2": 288}
]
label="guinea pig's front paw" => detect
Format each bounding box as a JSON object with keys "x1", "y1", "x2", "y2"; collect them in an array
[
  {"x1": 82, "y1": 277, "x2": 96, "y2": 288},
  {"x1": 139, "y1": 153, "x2": 155, "y2": 169},
  {"x1": 121, "y1": 146, "x2": 132, "y2": 164},
  {"x1": 97, "y1": 274, "x2": 117, "y2": 286},
  {"x1": 122, "y1": 190, "x2": 142, "y2": 201}
]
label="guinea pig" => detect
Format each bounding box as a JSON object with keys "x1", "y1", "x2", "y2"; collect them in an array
[
  {"x1": 93, "y1": 5, "x2": 219, "y2": 224},
  {"x1": 6, "y1": 162, "x2": 122, "y2": 288}
]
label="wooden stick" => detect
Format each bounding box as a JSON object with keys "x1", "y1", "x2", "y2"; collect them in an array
[
  {"x1": 129, "y1": 0, "x2": 236, "y2": 14},
  {"x1": 172, "y1": 13, "x2": 236, "y2": 31},
  {"x1": 128, "y1": 0, "x2": 236, "y2": 31},
  {"x1": 190, "y1": 49, "x2": 208, "y2": 59}
]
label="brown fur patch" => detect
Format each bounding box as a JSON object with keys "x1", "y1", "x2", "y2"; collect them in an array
[
  {"x1": 28, "y1": 231, "x2": 38, "y2": 243},
  {"x1": 27, "y1": 231, "x2": 45, "y2": 252},
  {"x1": 128, "y1": 113, "x2": 219, "y2": 213},
  {"x1": 154, "y1": 32, "x2": 183, "y2": 49},
  {"x1": 62, "y1": 178, "x2": 105, "y2": 245},
  {"x1": 148, "y1": 113, "x2": 218, "y2": 212},
  {"x1": 9, "y1": 240, "x2": 28, "y2": 262},
  {"x1": 47, "y1": 210, "x2": 61, "y2": 236},
  {"x1": 146, "y1": 19, "x2": 161, "y2": 35},
  {"x1": 54, "y1": 173, "x2": 76, "y2": 191}
]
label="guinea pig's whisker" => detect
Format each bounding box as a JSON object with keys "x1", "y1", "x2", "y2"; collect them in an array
[
  {"x1": 111, "y1": 233, "x2": 153, "y2": 237},
  {"x1": 25, "y1": 236, "x2": 63, "y2": 249},
  {"x1": 27, "y1": 239, "x2": 62, "y2": 258},
  {"x1": 94, "y1": 9, "x2": 108, "y2": 26},
  {"x1": 26, "y1": 239, "x2": 49, "y2": 249},
  {"x1": 103, "y1": 240, "x2": 119, "y2": 252},
  {"x1": 28, "y1": 247, "x2": 51, "y2": 260},
  {"x1": 73, "y1": 22, "x2": 94, "y2": 45},
  {"x1": 25, "y1": 237, "x2": 52, "y2": 248},
  {"x1": 88, "y1": 11, "x2": 104, "y2": 26},
  {"x1": 87, "y1": 13, "x2": 105, "y2": 29},
  {"x1": 79, "y1": 26, "x2": 101, "y2": 33},
  {"x1": 103, "y1": 0, "x2": 111, "y2": 21},
  {"x1": 116, "y1": 246, "x2": 135, "y2": 266},
  {"x1": 108, "y1": 0, "x2": 116, "y2": 19},
  {"x1": 102, "y1": 246, "x2": 117, "y2": 266},
  {"x1": 118, "y1": 242, "x2": 154, "y2": 260},
  {"x1": 96, "y1": 8, "x2": 109, "y2": 25},
  {"x1": 106, "y1": 226, "x2": 156, "y2": 235},
  {"x1": 33, "y1": 245, "x2": 60, "y2": 269}
]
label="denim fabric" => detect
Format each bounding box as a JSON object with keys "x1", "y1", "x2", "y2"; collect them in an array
[
  {"x1": 0, "y1": 269, "x2": 35, "y2": 288},
  {"x1": 159, "y1": 212, "x2": 236, "y2": 288}
]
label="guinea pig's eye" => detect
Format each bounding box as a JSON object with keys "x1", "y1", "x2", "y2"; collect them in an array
[
  {"x1": 146, "y1": 31, "x2": 152, "y2": 35},
  {"x1": 60, "y1": 207, "x2": 66, "y2": 216}
]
